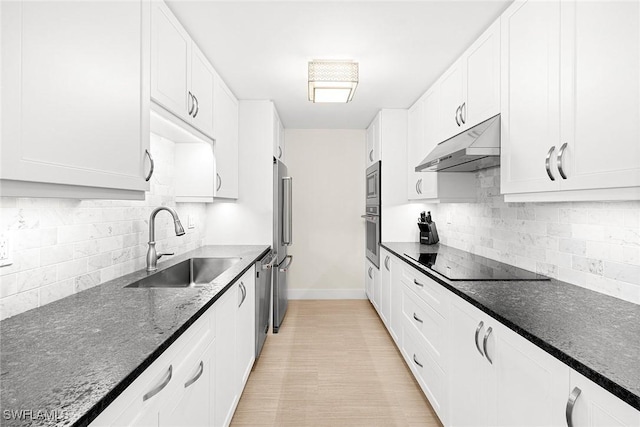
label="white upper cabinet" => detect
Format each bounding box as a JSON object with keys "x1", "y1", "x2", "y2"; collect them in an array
[
  {"x1": 366, "y1": 112, "x2": 381, "y2": 168},
  {"x1": 151, "y1": 1, "x2": 191, "y2": 122},
  {"x1": 174, "y1": 142, "x2": 215, "y2": 203},
  {"x1": 558, "y1": 0, "x2": 640, "y2": 193},
  {"x1": 501, "y1": 0, "x2": 640, "y2": 201},
  {"x1": 438, "y1": 61, "x2": 466, "y2": 139},
  {"x1": 151, "y1": 1, "x2": 215, "y2": 139},
  {"x1": 190, "y1": 45, "x2": 215, "y2": 137},
  {"x1": 0, "y1": 0, "x2": 151, "y2": 198},
  {"x1": 500, "y1": 0, "x2": 561, "y2": 195},
  {"x1": 273, "y1": 109, "x2": 285, "y2": 162},
  {"x1": 214, "y1": 74, "x2": 239, "y2": 199},
  {"x1": 463, "y1": 19, "x2": 501, "y2": 127}
]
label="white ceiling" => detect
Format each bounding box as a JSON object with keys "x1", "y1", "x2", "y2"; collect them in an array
[{"x1": 166, "y1": 1, "x2": 512, "y2": 129}]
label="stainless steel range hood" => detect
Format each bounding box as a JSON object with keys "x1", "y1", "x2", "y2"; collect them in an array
[{"x1": 415, "y1": 114, "x2": 500, "y2": 172}]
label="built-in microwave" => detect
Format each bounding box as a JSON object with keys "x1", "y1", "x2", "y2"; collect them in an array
[{"x1": 366, "y1": 161, "x2": 380, "y2": 206}]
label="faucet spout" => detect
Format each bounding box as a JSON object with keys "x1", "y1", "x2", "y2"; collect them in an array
[{"x1": 146, "y1": 207, "x2": 185, "y2": 272}]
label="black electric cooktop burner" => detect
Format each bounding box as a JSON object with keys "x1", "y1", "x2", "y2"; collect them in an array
[{"x1": 404, "y1": 247, "x2": 550, "y2": 281}]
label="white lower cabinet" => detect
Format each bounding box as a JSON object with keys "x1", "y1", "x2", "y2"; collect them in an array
[
  {"x1": 365, "y1": 260, "x2": 380, "y2": 312},
  {"x1": 380, "y1": 249, "x2": 392, "y2": 327},
  {"x1": 377, "y1": 251, "x2": 639, "y2": 427},
  {"x1": 89, "y1": 268, "x2": 256, "y2": 427},
  {"x1": 569, "y1": 371, "x2": 640, "y2": 427}
]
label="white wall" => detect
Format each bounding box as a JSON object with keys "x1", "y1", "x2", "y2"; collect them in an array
[
  {"x1": 0, "y1": 134, "x2": 208, "y2": 320},
  {"x1": 285, "y1": 129, "x2": 366, "y2": 299},
  {"x1": 431, "y1": 166, "x2": 640, "y2": 305},
  {"x1": 204, "y1": 101, "x2": 273, "y2": 246}
]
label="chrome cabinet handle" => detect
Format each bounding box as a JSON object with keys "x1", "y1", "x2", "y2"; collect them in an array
[
  {"x1": 184, "y1": 361, "x2": 204, "y2": 388},
  {"x1": 415, "y1": 180, "x2": 420, "y2": 195},
  {"x1": 455, "y1": 105, "x2": 461, "y2": 126},
  {"x1": 279, "y1": 255, "x2": 293, "y2": 272},
  {"x1": 188, "y1": 91, "x2": 195, "y2": 115},
  {"x1": 413, "y1": 313, "x2": 423, "y2": 323},
  {"x1": 483, "y1": 327, "x2": 493, "y2": 364},
  {"x1": 413, "y1": 354, "x2": 423, "y2": 368},
  {"x1": 238, "y1": 282, "x2": 246, "y2": 307},
  {"x1": 144, "y1": 149, "x2": 154, "y2": 182},
  {"x1": 193, "y1": 95, "x2": 199, "y2": 118},
  {"x1": 418, "y1": 178, "x2": 422, "y2": 194},
  {"x1": 278, "y1": 146, "x2": 283, "y2": 159},
  {"x1": 143, "y1": 365, "x2": 172, "y2": 401},
  {"x1": 216, "y1": 173, "x2": 222, "y2": 191},
  {"x1": 368, "y1": 266, "x2": 373, "y2": 279},
  {"x1": 369, "y1": 149, "x2": 374, "y2": 162},
  {"x1": 460, "y1": 102, "x2": 466, "y2": 124},
  {"x1": 546, "y1": 146, "x2": 556, "y2": 181},
  {"x1": 565, "y1": 387, "x2": 582, "y2": 427},
  {"x1": 384, "y1": 256, "x2": 390, "y2": 271},
  {"x1": 557, "y1": 142, "x2": 568, "y2": 179},
  {"x1": 475, "y1": 321, "x2": 485, "y2": 356},
  {"x1": 413, "y1": 279, "x2": 423, "y2": 287}
]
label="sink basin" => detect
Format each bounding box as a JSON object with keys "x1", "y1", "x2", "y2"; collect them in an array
[{"x1": 126, "y1": 257, "x2": 242, "y2": 288}]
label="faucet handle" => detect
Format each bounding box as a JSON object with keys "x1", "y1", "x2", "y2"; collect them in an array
[{"x1": 157, "y1": 252, "x2": 175, "y2": 260}]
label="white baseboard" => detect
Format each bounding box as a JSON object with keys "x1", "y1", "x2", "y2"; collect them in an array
[{"x1": 288, "y1": 288, "x2": 367, "y2": 300}]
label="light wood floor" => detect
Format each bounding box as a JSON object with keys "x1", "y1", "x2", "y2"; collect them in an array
[{"x1": 230, "y1": 300, "x2": 443, "y2": 427}]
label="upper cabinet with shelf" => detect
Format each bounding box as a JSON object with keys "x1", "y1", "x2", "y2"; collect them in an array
[
  {"x1": 0, "y1": 0, "x2": 151, "y2": 199},
  {"x1": 501, "y1": 0, "x2": 640, "y2": 201}
]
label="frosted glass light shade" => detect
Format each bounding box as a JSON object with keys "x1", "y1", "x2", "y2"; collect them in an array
[{"x1": 308, "y1": 60, "x2": 358, "y2": 103}]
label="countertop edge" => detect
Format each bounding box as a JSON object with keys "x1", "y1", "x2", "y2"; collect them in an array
[
  {"x1": 380, "y1": 242, "x2": 640, "y2": 412},
  {"x1": 72, "y1": 246, "x2": 271, "y2": 427}
]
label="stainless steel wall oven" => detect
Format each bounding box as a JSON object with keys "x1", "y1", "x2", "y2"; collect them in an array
[{"x1": 364, "y1": 161, "x2": 381, "y2": 267}]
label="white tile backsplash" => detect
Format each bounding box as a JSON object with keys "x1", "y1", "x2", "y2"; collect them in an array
[
  {"x1": 432, "y1": 166, "x2": 640, "y2": 305},
  {"x1": 0, "y1": 134, "x2": 208, "y2": 320}
]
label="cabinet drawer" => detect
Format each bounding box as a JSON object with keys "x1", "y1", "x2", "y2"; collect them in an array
[
  {"x1": 402, "y1": 285, "x2": 446, "y2": 370},
  {"x1": 401, "y1": 264, "x2": 445, "y2": 316},
  {"x1": 401, "y1": 324, "x2": 447, "y2": 421}
]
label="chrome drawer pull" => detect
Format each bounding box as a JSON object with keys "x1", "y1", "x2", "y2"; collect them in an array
[
  {"x1": 143, "y1": 365, "x2": 172, "y2": 401},
  {"x1": 184, "y1": 361, "x2": 204, "y2": 388},
  {"x1": 475, "y1": 321, "x2": 485, "y2": 357},
  {"x1": 483, "y1": 327, "x2": 493, "y2": 364},
  {"x1": 546, "y1": 146, "x2": 556, "y2": 181},
  {"x1": 144, "y1": 149, "x2": 154, "y2": 182},
  {"x1": 565, "y1": 387, "x2": 581, "y2": 427},
  {"x1": 188, "y1": 92, "x2": 195, "y2": 115},
  {"x1": 413, "y1": 354, "x2": 423, "y2": 368},
  {"x1": 413, "y1": 279, "x2": 423, "y2": 288},
  {"x1": 413, "y1": 313, "x2": 423, "y2": 323}
]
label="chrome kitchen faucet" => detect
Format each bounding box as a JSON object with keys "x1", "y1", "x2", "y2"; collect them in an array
[{"x1": 146, "y1": 207, "x2": 185, "y2": 272}]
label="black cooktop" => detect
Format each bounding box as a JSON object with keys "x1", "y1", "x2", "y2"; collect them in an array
[{"x1": 404, "y1": 247, "x2": 550, "y2": 281}]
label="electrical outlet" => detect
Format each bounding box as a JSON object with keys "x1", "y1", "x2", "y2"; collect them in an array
[
  {"x1": 0, "y1": 232, "x2": 13, "y2": 267},
  {"x1": 187, "y1": 214, "x2": 195, "y2": 229}
]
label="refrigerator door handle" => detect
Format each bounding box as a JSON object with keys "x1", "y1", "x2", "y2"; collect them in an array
[
  {"x1": 278, "y1": 255, "x2": 293, "y2": 272},
  {"x1": 283, "y1": 177, "x2": 293, "y2": 246}
]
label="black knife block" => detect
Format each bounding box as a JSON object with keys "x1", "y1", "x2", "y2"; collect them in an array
[{"x1": 418, "y1": 222, "x2": 439, "y2": 245}]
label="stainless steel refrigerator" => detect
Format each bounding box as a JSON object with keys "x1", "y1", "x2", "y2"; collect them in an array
[{"x1": 273, "y1": 158, "x2": 293, "y2": 333}]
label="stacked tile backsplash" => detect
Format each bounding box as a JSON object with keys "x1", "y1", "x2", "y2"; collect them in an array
[
  {"x1": 432, "y1": 167, "x2": 640, "y2": 305},
  {"x1": 0, "y1": 134, "x2": 208, "y2": 320}
]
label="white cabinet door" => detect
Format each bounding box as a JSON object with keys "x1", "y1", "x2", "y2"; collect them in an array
[
  {"x1": 419, "y1": 87, "x2": 442, "y2": 199},
  {"x1": 214, "y1": 283, "x2": 239, "y2": 427},
  {"x1": 151, "y1": 1, "x2": 190, "y2": 122},
  {"x1": 366, "y1": 113, "x2": 381, "y2": 167},
  {"x1": 380, "y1": 251, "x2": 391, "y2": 326},
  {"x1": 464, "y1": 19, "x2": 501, "y2": 128},
  {"x1": 372, "y1": 265, "x2": 381, "y2": 313},
  {"x1": 558, "y1": 0, "x2": 640, "y2": 192},
  {"x1": 237, "y1": 267, "x2": 256, "y2": 388},
  {"x1": 568, "y1": 371, "x2": 640, "y2": 427},
  {"x1": 213, "y1": 75, "x2": 239, "y2": 199},
  {"x1": 407, "y1": 97, "x2": 425, "y2": 200},
  {"x1": 1, "y1": 1, "x2": 150, "y2": 194},
  {"x1": 190, "y1": 45, "x2": 215, "y2": 138},
  {"x1": 500, "y1": 0, "x2": 562, "y2": 195},
  {"x1": 389, "y1": 256, "x2": 403, "y2": 347},
  {"x1": 174, "y1": 142, "x2": 215, "y2": 202},
  {"x1": 449, "y1": 299, "x2": 493, "y2": 427},
  {"x1": 365, "y1": 260, "x2": 375, "y2": 305},
  {"x1": 438, "y1": 61, "x2": 465, "y2": 140},
  {"x1": 492, "y1": 322, "x2": 569, "y2": 427}
]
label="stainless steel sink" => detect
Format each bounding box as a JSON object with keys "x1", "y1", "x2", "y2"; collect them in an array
[{"x1": 126, "y1": 257, "x2": 242, "y2": 288}]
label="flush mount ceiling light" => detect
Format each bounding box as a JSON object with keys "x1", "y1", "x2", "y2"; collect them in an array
[{"x1": 308, "y1": 60, "x2": 359, "y2": 103}]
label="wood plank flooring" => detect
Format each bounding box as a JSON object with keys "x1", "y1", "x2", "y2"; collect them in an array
[{"x1": 230, "y1": 300, "x2": 443, "y2": 427}]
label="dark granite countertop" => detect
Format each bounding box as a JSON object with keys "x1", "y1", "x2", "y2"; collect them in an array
[
  {"x1": 382, "y1": 242, "x2": 640, "y2": 411},
  {"x1": 0, "y1": 245, "x2": 270, "y2": 427}
]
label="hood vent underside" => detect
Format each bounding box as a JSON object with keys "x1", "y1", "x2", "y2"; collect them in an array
[{"x1": 415, "y1": 114, "x2": 501, "y2": 173}]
